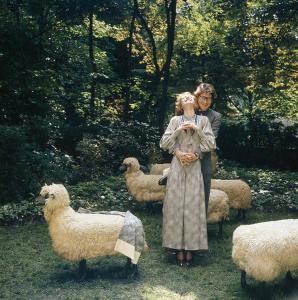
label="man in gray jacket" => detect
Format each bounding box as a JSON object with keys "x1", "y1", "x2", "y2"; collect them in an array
[
  {"x1": 193, "y1": 83, "x2": 221, "y2": 212},
  {"x1": 159, "y1": 83, "x2": 221, "y2": 213}
]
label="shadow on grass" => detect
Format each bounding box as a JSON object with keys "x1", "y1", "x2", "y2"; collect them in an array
[
  {"x1": 238, "y1": 274, "x2": 298, "y2": 300},
  {"x1": 46, "y1": 259, "x2": 141, "y2": 285}
]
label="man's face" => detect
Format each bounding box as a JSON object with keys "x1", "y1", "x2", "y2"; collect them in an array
[{"x1": 197, "y1": 92, "x2": 212, "y2": 111}]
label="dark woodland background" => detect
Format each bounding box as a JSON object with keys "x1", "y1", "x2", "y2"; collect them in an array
[{"x1": 0, "y1": 0, "x2": 297, "y2": 204}]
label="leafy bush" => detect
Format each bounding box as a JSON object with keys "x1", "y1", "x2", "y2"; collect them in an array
[
  {"x1": 74, "y1": 120, "x2": 161, "y2": 180},
  {"x1": 0, "y1": 200, "x2": 44, "y2": 225},
  {"x1": 0, "y1": 125, "x2": 75, "y2": 204},
  {"x1": 0, "y1": 177, "x2": 136, "y2": 225},
  {"x1": 217, "y1": 116, "x2": 298, "y2": 170},
  {"x1": 215, "y1": 160, "x2": 298, "y2": 212}
]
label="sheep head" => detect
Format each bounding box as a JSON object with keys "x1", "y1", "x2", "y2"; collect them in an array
[
  {"x1": 121, "y1": 157, "x2": 140, "y2": 173},
  {"x1": 40, "y1": 183, "x2": 70, "y2": 212}
]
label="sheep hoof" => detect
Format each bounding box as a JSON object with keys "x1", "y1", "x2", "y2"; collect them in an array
[
  {"x1": 241, "y1": 270, "x2": 247, "y2": 289},
  {"x1": 78, "y1": 259, "x2": 87, "y2": 280}
]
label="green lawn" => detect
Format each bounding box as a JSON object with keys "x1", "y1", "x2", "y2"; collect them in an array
[{"x1": 1, "y1": 208, "x2": 297, "y2": 300}]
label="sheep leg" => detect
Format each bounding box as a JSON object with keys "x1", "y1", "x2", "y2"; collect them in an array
[
  {"x1": 78, "y1": 259, "x2": 87, "y2": 279},
  {"x1": 125, "y1": 258, "x2": 138, "y2": 279},
  {"x1": 241, "y1": 270, "x2": 247, "y2": 288},
  {"x1": 237, "y1": 209, "x2": 241, "y2": 219},
  {"x1": 241, "y1": 209, "x2": 246, "y2": 220},
  {"x1": 145, "y1": 202, "x2": 154, "y2": 213},
  {"x1": 286, "y1": 271, "x2": 293, "y2": 281},
  {"x1": 217, "y1": 221, "x2": 223, "y2": 239}
]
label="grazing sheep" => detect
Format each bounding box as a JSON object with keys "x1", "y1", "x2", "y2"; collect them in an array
[
  {"x1": 232, "y1": 219, "x2": 298, "y2": 287},
  {"x1": 207, "y1": 189, "x2": 229, "y2": 238},
  {"x1": 211, "y1": 179, "x2": 252, "y2": 219},
  {"x1": 38, "y1": 183, "x2": 147, "y2": 278},
  {"x1": 121, "y1": 157, "x2": 166, "y2": 202},
  {"x1": 149, "y1": 163, "x2": 171, "y2": 175}
]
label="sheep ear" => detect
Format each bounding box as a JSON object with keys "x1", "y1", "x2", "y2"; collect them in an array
[
  {"x1": 44, "y1": 183, "x2": 48, "y2": 186},
  {"x1": 49, "y1": 193, "x2": 55, "y2": 199}
]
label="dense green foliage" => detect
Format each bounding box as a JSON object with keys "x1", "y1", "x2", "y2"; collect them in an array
[
  {"x1": 1, "y1": 161, "x2": 297, "y2": 225},
  {"x1": 0, "y1": 0, "x2": 297, "y2": 203},
  {"x1": 218, "y1": 117, "x2": 298, "y2": 169}
]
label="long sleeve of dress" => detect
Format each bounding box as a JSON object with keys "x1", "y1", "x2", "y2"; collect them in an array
[
  {"x1": 196, "y1": 117, "x2": 216, "y2": 152},
  {"x1": 160, "y1": 117, "x2": 180, "y2": 153}
]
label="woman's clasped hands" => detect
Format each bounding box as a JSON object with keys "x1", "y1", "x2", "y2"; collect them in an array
[{"x1": 175, "y1": 148, "x2": 198, "y2": 166}]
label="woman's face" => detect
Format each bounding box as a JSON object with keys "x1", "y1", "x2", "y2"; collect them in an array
[
  {"x1": 197, "y1": 92, "x2": 212, "y2": 111},
  {"x1": 181, "y1": 94, "x2": 195, "y2": 109}
]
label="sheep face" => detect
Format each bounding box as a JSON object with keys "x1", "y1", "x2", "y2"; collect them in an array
[
  {"x1": 40, "y1": 183, "x2": 70, "y2": 211},
  {"x1": 121, "y1": 157, "x2": 140, "y2": 173}
]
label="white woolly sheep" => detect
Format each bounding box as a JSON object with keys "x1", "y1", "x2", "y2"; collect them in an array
[
  {"x1": 232, "y1": 219, "x2": 298, "y2": 287},
  {"x1": 149, "y1": 163, "x2": 171, "y2": 175},
  {"x1": 121, "y1": 157, "x2": 166, "y2": 202},
  {"x1": 38, "y1": 183, "x2": 147, "y2": 278},
  {"x1": 211, "y1": 179, "x2": 252, "y2": 219},
  {"x1": 207, "y1": 189, "x2": 230, "y2": 238}
]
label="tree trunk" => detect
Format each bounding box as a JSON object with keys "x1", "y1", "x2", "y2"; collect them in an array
[
  {"x1": 123, "y1": 12, "x2": 136, "y2": 122},
  {"x1": 88, "y1": 9, "x2": 96, "y2": 119},
  {"x1": 158, "y1": 0, "x2": 177, "y2": 132}
]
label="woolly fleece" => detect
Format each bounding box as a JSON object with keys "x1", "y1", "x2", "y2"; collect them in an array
[
  {"x1": 211, "y1": 179, "x2": 252, "y2": 210},
  {"x1": 232, "y1": 219, "x2": 298, "y2": 282},
  {"x1": 41, "y1": 184, "x2": 124, "y2": 261},
  {"x1": 123, "y1": 157, "x2": 166, "y2": 202}
]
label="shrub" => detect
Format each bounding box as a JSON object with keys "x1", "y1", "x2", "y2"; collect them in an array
[
  {"x1": 217, "y1": 116, "x2": 298, "y2": 170},
  {"x1": 0, "y1": 177, "x2": 136, "y2": 225},
  {"x1": 0, "y1": 125, "x2": 75, "y2": 204},
  {"x1": 74, "y1": 120, "x2": 161, "y2": 181},
  {"x1": 215, "y1": 160, "x2": 298, "y2": 212}
]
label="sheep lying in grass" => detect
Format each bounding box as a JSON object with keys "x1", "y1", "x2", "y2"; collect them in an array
[
  {"x1": 38, "y1": 183, "x2": 147, "y2": 278},
  {"x1": 207, "y1": 189, "x2": 229, "y2": 238},
  {"x1": 232, "y1": 219, "x2": 298, "y2": 288},
  {"x1": 149, "y1": 163, "x2": 171, "y2": 175},
  {"x1": 211, "y1": 179, "x2": 252, "y2": 219},
  {"x1": 121, "y1": 157, "x2": 166, "y2": 202}
]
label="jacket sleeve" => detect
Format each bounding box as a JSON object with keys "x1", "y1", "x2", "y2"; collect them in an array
[
  {"x1": 211, "y1": 112, "x2": 221, "y2": 139},
  {"x1": 196, "y1": 117, "x2": 216, "y2": 153},
  {"x1": 160, "y1": 117, "x2": 180, "y2": 153}
]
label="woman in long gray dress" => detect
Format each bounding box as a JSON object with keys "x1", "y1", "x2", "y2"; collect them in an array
[{"x1": 160, "y1": 92, "x2": 216, "y2": 266}]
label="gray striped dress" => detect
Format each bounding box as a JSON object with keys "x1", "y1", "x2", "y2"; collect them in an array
[{"x1": 160, "y1": 115, "x2": 216, "y2": 250}]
